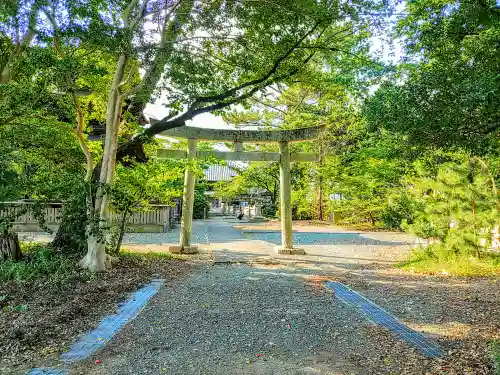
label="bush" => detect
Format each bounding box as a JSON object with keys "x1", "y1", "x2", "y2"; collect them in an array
[
  {"x1": 193, "y1": 190, "x2": 210, "y2": 219},
  {"x1": 489, "y1": 340, "x2": 500, "y2": 375},
  {"x1": 262, "y1": 203, "x2": 277, "y2": 218},
  {"x1": 398, "y1": 246, "x2": 500, "y2": 276},
  {"x1": 404, "y1": 160, "x2": 499, "y2": 259},
  {"x1": 0, "y1": 243, "x2": 78, "y2": 282},
  {"x1": 291, "y1": 188, "x2": 315, "y2": 220},
  {"x1": 51, "y1": 191, "x2": 88, "y2": 254},
  {"x1": 380, "y1": 191, "x2": 416, "y2": 229}
]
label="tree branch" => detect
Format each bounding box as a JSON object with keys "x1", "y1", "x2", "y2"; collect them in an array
[
  {"x1": 183, "y1": 43, "x2": 243, "y2": 68},
  {"x1": 72, "y1": 93, "x2": 94, "y2": 182},
  {"x1": 125, "y1": 0, "x2": 182, "y2": 97},
  {"x1": 1, "y1": 3, "x2": 39, "y2": 84},
  {"x1": 193, "y1": 20, "x2": 323, "y2": 105},
  {"x1": 124, "y1": 0, "x2": 141, "y2": 26},
  {"x1": 251, "y1": 97, "x2": 288, "y2": 114},
  {"x1": 142, "y1": 0, "x2": 181, "y2": 19},
  {"x1": 118, "y1": 62, "x2": 138, "y2": 93},
  {"x1": 130, "y1": 0, "x2": 150, "y2": 29},
  {"x1": 117, "y1": 22, "x2": 323, "y2": 164},
  {"x1": 146, "y1": 50, "x2": 316, "y2": 137}
]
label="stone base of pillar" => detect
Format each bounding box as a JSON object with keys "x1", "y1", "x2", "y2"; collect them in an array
[
  {"x1": 168, "y1": 245, "x2": 199, "y2": 254},
  {"x1": 274, "y1": 246, "x2": 306, "y2": 255}
]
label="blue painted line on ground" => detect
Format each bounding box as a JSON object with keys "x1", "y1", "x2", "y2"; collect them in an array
[
  {"x1": 26, "y1": 368, "x2": 67, "y2": 375},
  {"x1": 59, "y1": 279, "x2": 164, "y2": 362},
  {"x1": 325, "y1": 281, "x2": 442, "y2": 358}
]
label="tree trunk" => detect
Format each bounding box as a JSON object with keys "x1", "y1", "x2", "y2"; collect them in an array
[
  {"x1": 272, "y1": 182, "x2": 278, "y2": 206},
  {"x1": 316, "y1": 150, "x2": 324, "y2": 221},
  {"x1": 51, "y1": 79, "x2": 94, "y2": 254},
  {"x1": 0, "y1": 232, "x2": 22, "y2": 261},
  {"x1": 114, "y1": 209, "x2": 129, "y2": 254},
  {"x1": 78, "y1": 234, "x2": 117, "y2": 271},
  {"x1": 369, "y1": 213, "x2": 376, "y2": 226},
  {"x1": 0, "y1": 66, "x2": 11, "y2": 84},
  {"x1": 79, "y1": 54, "x2": 128, "y2": 271},
  {"x1": 317, "y1": 173, "x2": 324, "y2": 221}
]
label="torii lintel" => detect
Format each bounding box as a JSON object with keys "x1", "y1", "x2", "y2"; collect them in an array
[{"x1": 160, "y1": 125, "x2": 325, "y2": 142}]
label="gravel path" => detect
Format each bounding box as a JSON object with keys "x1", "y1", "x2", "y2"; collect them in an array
[
  {"x1": 203, "y1": 219, "x2": 415, "y2": 270},
  {"x1": 19, "y1": 218, "x2": 415, "y2": 270},
  {"x1": 19, "y1": 219, "x2": 497, "y2": 374},
  {"x1": 19, "y1": 217, "x2": 415, "y2": 246},
  {"x1": 69, "y1": 264, "x2": 427, "y2": 375}
]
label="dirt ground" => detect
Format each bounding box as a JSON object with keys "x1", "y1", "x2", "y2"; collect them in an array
[
  {"x1": 64, "y1": 263, "x2": 500, "y2": 375},
  {"x1": 309, "y1": 268, "x2": 500, "y2": 374},
  {"x1": 0, "y1": 255, "x2": 198, "y2": 375},
  {"x1": 2, "y1": 219, "x2": 499, "y2": 374}
]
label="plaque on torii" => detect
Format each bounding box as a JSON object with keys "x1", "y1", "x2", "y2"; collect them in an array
[{"x1": 158, "y1": 125, "x2": 324, "y2": 255}]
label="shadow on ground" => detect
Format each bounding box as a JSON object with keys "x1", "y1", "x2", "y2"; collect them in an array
[
  {"x1": 240, "y1": 231, "x2": 411, "y2": 246},
  {"x1": 258, "y1": 263, "x2": 500, "y2": 375},
  {"x1": 66, "y1": 263, "x2": 498, "y2": 375}
]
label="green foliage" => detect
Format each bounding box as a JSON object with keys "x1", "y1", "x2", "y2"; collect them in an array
[
  {"x1": 379, "y1": 190, "x2": 416, "y2": 229},
  {"x1": 213, "y1": 176, "x2": 247, "y2": 203},
  {"x1": 0, "y1": 201, "x2": 53, "y2": 236},
  {"x1": 0, "y1": 74, "x2": 86, "y2": 237},
  {"x1": 291, "y1": 180, "x2": 316, "y2": 221},
  {"x1": 154, "y1": 0, "x2": 382, "y2": 112},
  {"x1": 220, "y1": 76, "x2": 367, "y2": 221},
  {"x1": 3, "y1": 0, "x2": 499, "y2": 281},
  {"x1": 0, "y1": 243, "x2": 81, "y2": 283},
  {"x1": 365, "y1": 0, "x2": 500, "y2": 154},
  {"x1": 0, "y1": 120, "x2": 84, "y2": 201},
  {"x1": 399, "y1": 248, "x2": 500, "y2": 277},
  {"x1": 193, "y1": 189, "x2": 210, "y2": 220},
  {"x1": 404, "y1": 159, "x2": 499, "y2": 258},
  {"x1": 489, "y1": 340, "x2": 500, "y2": 375},
  {"x1": 106, "y1": 158, "x2": 184, "y2": 252},
  {"x1": 1, "y1": 0, "x2": 385, "y2": 263},
  {"x1": 262, "y1": 203, "x2": 277, "y2": 218},
  {"x1": 325, "y1": 130, "x2": 412, "y2": 226},
  {"x1": 213, "y1": 162, "x2": 280, "y2": 208},
  {"x1": 113, "y1": 158, "x2": 184, "y2": 213},
  {"x1": 51, "y1": 187, "x2": 89, "y2": 254}
]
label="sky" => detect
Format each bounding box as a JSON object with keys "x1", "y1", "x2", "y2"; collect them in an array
[{"x1": 144, "y1": 104, "x2": 232, "y2": 129}]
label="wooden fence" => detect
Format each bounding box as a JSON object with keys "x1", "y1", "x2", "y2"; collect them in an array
[{"x1": 0, "y1": 201, "x2": 178, "y2": 231}]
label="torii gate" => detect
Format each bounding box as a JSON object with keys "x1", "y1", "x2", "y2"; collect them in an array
[{"x1": 158, "y1": 125, "x2": 324, "y2": 255}]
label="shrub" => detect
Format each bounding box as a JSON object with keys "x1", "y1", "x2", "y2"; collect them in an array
[
  {"x1": 262, "y1": 203, "x2": 277, "y2": 218},
  {"x1": 399, "y1": 246, "x2": 500, "y2": 276},
  {"x1": 193, "y1": 190, "x2": 210, "y2": 219},
  {"x1": 488, "y1": 340, "x2": 500, "y2": 375},
  {"x1": 380, "y1": 190, "x2": 416, "y2": 229},
  {"x1": 405, "y1": 160, "x2": 499, "y2": 259},
  {"x1": 0, "y1": 243, "x2": 78, "y2": 282}
]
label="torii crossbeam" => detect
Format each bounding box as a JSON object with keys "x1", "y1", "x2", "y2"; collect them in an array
[{"x1": 157, "y1": 125, "x2": 325, "y2": 255}]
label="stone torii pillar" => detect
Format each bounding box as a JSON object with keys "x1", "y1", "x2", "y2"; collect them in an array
[
  {"x1": 278, "y1": 141, "x2": 304, "y2": 254},
  {"x1": 178, "y1": 138, "x2": 198, "y2": 253}
]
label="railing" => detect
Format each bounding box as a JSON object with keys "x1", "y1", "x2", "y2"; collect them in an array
[{"x1": 0, "y1": 201, "x2": 177, "y2": 228}]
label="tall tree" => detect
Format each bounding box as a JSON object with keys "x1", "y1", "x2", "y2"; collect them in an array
[
  {"x1": 86, "y1": 0, "x2": 383, "y2": 270},
  {"x1": 1, "y1": 0, "x2": 385, "y2": 270},
  {"x1": 224, "y1": 72, "x2": 365, "y2": 220},
  {"x1": 365, "y1": 0, "x2": 500, "y2": 154}
]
